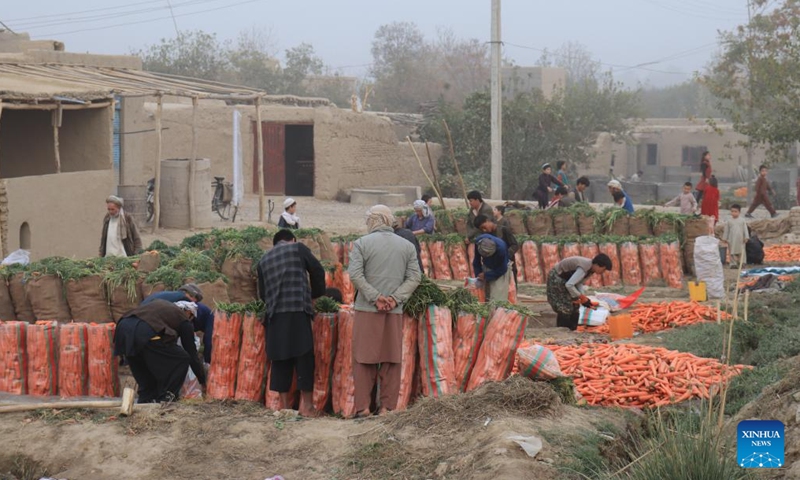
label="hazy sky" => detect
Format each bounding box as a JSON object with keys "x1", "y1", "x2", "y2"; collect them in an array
[{"x1": 3, "y1": 0, "x2": 751, "y2": 87}]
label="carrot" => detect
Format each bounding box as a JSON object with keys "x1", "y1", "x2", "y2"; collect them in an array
[
  {"x1": 580, "y1": 301, "x2": 731, "y2": 335},
  {"x1": 599, "y1": 243, "x2": 621, "y2": 286},
  {"x1": 638, "y1": 243, "x2": 661, "y2": 285},
  {"x1": 620, "y1": 241, "x2": 642, "y2": 286},
  {"x1": 540, "y1": 242, "x2": 561, "y2": 275},
  {"x1": 764, "y1": 245, "x2": 800, "y2": 263},
  {"x1": 579, "y1": 242, "x2": 603, "y2": 288},
  {"x1": 207, "y1": 310, "x2": 244, "y2": 400},
  {"x1": 521, "y1": 241, "x2": 545, "y2": 285},
  {"x1": 447, "y1": 243, "x2": 470, "y2": 281},
  {"x1": 234, "y1": 312, "x2": 268, "y2": 402},
  {"x1": 428, "y1": 241, "x2": 453, "y2": 280},
  {"x1": 419, "y1": 241, "x2": 432, "y2": 277},
  {"x1": 1, "y1": 322, "x2": 29, "y2": 395},
  {"x1": 87, "y1": 323, "x2": 119, "y2": 397}
]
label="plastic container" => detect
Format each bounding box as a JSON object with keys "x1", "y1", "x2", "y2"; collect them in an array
[
  {"x1": 607, "y1": 314, "x2": 634, "y2": 340},
  {"x1": 688, "y1": 281, "x2": 707, "y2": 302}
]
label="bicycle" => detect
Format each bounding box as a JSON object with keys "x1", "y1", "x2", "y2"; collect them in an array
[{"x1": 212, "y1": 176, "x2": 238, "y2": 221}]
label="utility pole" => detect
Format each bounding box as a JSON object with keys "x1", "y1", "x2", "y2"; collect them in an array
[
  {"x1": 745, "y1": 0, "x2": 754, "y2": 207},
  {"x1": 490, "y1": 0, "x2": 503, "y2": 200}
]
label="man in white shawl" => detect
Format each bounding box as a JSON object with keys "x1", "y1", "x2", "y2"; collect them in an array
[{"x1": 100, "y1": 195, "x2": 142, "y2": 257}]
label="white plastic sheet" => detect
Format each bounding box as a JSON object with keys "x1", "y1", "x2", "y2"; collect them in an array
[
  {"x1": 694, "y1": 235, "x2": 725, "y2": 299},
  {"x1": 2, "y1": 249, "x2": 30, "y2": 266}
]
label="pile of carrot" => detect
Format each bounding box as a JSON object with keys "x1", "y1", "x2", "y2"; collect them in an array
[
  {"x1": 332, "y1": 307, "x2": 356, "y2": 418},
  {"x1": 639, "y1": 244, "x2": 661, "y2": 285},
  {"x1": 334, "y1": 264, "x2": 355, "y2": 304},
  {"x1": 580, "y1": 301, "x2": 731, "y2": 334},
  {"x1": 521, "y1": 241, "x2": 544, "y2": 284},
  {"x1": 427, "y1": 241, "x2": 453, "y2": 280},
  {"x1": 659, "y1": 241, "x2": 684, "y2": 289},
  {"x1": 207, "y1": 311, "x2": 243, "y2": 400},
  {"x1": 26, "y1": 322, "x2": 57, "y2": 396},
  {"x1": 764, "y1": 245, "x2": 800, "y2": 263},
  {"x1": 599, "y1": 242, "x2": 621, "y2": 286},
  {"x1": 234, "y1": 313, "x2": 267, "y2": 402},
  {"x1": 87, "y1": 323, "x2": 119, "y2": 397},
  {"x1": 0, "y1": 321, "x2": 28, "y2": 395},
  {"x1": 546, "y1": 343, "x2": 748, "y2": 407}
]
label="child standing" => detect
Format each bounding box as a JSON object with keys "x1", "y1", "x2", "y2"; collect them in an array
[
  {"x1": 665, "y1": 181, "x2": 698, "y2": 215},
  {"x1": 701, "y1": 175, "x2": 720, "y2": 224},
  {"x1": 722, "y1": 204, "x2": 749, "y2": 268},
  {"x1": 746, "y1": 164, "x2": 778, "y2": 218}
]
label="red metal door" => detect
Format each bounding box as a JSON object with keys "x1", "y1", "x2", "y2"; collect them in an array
[{"x1": 252, "y1": 121, "x2": 285, "y2": 194}]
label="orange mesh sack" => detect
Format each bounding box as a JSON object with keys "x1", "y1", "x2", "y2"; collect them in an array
[
  {"x1": 660, "y1": 241, "x2": 684, "y2": 289},
  {"x1": 521, "y1": 241, "x2": 544, "y2": 285},
  {"x1": 26, "y1": 321, "x2": 57, "y2": 396},
  {"x1": 464, "y1": 278, "x2": 486, "y2": 303},
  {"x1": 332, "y1": 308, "x2": 356, "y2": 418},
  {"x1": 516, "y1": 344, "x2": 563, "y2": 381},
  {"x1": 429, "y1": 241, "x2": 452, "y2": 280},
  {"x1": 207, "y1": 311, "x2": 243, "y2": 400},
  {"x1": 453, "y1": 312, "x2": 489, "y2": 392},
  {"x1": 87, "y1": 323, "x2": 119, "y2": 397},
  {"x1": 540, "y1": 242, "x2": 561, "y2": 275},
  {"x1": 58, "y1": 323, "x2": 88, "y2": 397},
  {"x1": 418, "y1": 305, "x2": 456, "y2": 398},
  {"x1": 599, "y1": 242, "x2": 621, "y2": 286},
  {"x1": 447, "y1": 243, "x2": 470, "y2": 281},
  {"x1": 466, "y1": 307, "x2": 527, "y2": 392},
  {"x1": 579, "y1": 243, "x2": 603, "y2": 288},
  {"x1": 335, "y1": 264, "x2": 355, "y2": 304},
  {"x1": 312, "y1": 312, "x2": 338, "y2": 412},
  {"x1": 620, "y1": 242, "x2": 642, "y2": 286},
  {"x1": 561, "y1": 242, "x2": 581, "y2": 260},
  {"x1": 508, "y1": 273, "x2": 517, "y2": 304},
  {"x1": 419, "y1": 241, "x2": 432, "y2": 277},
  {"x1": 639, "y1": 243, "x2": 662, "y2": 285},
  {"x1": 514, "y1": 251, "x2": 525, "y2": 283},
  {"x1": 0, "y1": 321, "x2": 28, "y2": 394},
  {"x1": 395, "y1": 314, "x2": 420, "y2": 411},
  {"x1": 234, "y1": 313, "x2": 267, "y2": 402}
]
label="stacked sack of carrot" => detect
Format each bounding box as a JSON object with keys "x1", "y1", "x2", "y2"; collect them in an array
[{"x1": 578, "y1": 301, "x2": 731, "y2": 334}]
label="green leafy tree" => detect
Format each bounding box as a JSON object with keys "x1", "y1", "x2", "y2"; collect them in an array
[
  {"x1": 422, "y1": 75, "x2": 640, "y2": 199},
  {"x1": 136, "y1": 30, "x2": 229, "y2": 81},
  {"x1": 282, "y1": 43, "x2": 325, "y2": 95},
  {"x1": 704, "y1": 0, "x2": 800, "y2": 158},
  {"x1": 639, "y1": 80, "x2": 721, "y2": 118}
]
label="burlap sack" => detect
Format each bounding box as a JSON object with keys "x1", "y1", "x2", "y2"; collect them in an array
[
  {"x1": 747, "y1": 216, "x2": 791, "y2": 241},
  {"x1": 525, "y1": 212, "x2": 554, "y2": 236},
  {"x1": 298, "y1": 238, "x2": 321, "y2": 259},
  {"x1": 608, "y1": 216, "x2": 630, "y2": 236},
  {"x1": 66, "y1": 275, "x2": 112, "y2": 322},
  {"x1": 653, "y1": 218, "x2": 678, "y2": 237},
  {"x1": 108, "y1": 282, "x2": 142, "y2": 322},
  {"x1": 628, "y1": 216, "x2": 652, "y2": 237},
  {"x1": 221, "y1": 258, "x2": 257, "y2": 303},
  {"x1": 257, "y1": 237, "x2": 272, "y2": 252},
  {"x1": 0, "y1": 279, "x2": 17, "y2": 320},
  {"x1": 504, "y1": 210, "x2": 527, "y2": 236},
  {"x1": 196, "y1": 278, "x2": 230, "y2": 310},
  {"x1": 454, "y1": 217, "x2": 468, "y2": 236},
  {"x1": 315, "y1": 232, "x2": 337, "y2": 263},
  {"x1": 683, "y1": 238, "x2": 696, "y2": 275},
  {"x1": 577, "y1": 213, "x2": 596, "y2": 236},
  {"x1": 141, "y1": 282, "x2": 166, "y2": 299},
  {"x1": 25, "y1": 274, "x2": 72, "y2": 321},
  {"x1": 552, "y1": 211, "x2": 579, "y2": 236},
  {"x1": 8, "y1": 273, "x2": 34, "y2": 323},
  {"x1": 684, "y1": 217, "x2": 710, "y2": 240},
  {"x1": 137, "y1": 251, "x2": 161, "y2": 273}
]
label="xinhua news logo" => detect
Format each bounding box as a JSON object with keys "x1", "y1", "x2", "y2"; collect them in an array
[{"x1": 737, "y1": 420, "x2": 784, "y2": 469}]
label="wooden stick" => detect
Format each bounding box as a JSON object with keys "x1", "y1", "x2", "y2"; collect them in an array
[
  {"x1": 0, "y1": 402, "x2": 159, "y2": 415},
  {"x1": 120, "y1": 387, "x2": 135, "y2": 416},
  {"x1": 152, "y1": 95, "x2": 163, "y2": 233},
  {"x1": 0, "y1": 101, "x2": 113, "y2": 110},
  {"x1": 52, "y1": 102, "x2": 62, "y2": 174},
  {"x1": 442, "y1": 120, "x2": 469, "y2": 209},
  {"x1": 406, "y1": 137, "x2": 440, "y2": 200},
  {"x1": 0, "y1": 101, "x2": 5, "y2": 258},
  {"x1": 255, "y1": 97, "x2": 265, "y2": 222},
  {"x1": 424, "y1": 141, "x2": 446, "y2": 210},
  {"x1": 188, "y1": 96, "x2": 198, "y2": 230}
]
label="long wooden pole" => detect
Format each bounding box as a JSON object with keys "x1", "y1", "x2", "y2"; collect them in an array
[
  {"x1": 255, "y1": 96, "x2": 266, "y2": 222},
  {"x1": 153, "y1": 95, "x2": 163, "y2": 233},
  {"x1": 188, "y1": 96, "x2": 198, "y2": 230},
  {"x1": 52, "y1": 102, "x2": 62, "y2": 173},
  {"x1": 443, "y1": 120, "x2": 469, "y2": 208},
  {"x1": 406, "y1": 137, "x2": 441, "y2": 200},
  {"x1": 424, "y1": 141, "x2": 446, "y2": 209},
  {"x1": 0, "y1": 101, "x2": 6, "y2": 258}
]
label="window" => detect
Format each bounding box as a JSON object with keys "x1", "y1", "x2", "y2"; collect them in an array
[
  {"x1": 646, "y1": 144, "x2": 658, "y2": 166},
  {"x1": 682, "y1": 146, "x2": 707, "y2": 170}
]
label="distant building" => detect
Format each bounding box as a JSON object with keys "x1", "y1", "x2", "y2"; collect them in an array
[{"x1": 502, "y1": 66, "x2": 567, "y2": 100}]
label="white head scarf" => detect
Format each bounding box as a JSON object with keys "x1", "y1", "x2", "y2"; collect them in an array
[
  {"x1": 174, "y1": 301, "x2": 198, "y2": 317},
  {"x1": 365, "y1": 204, "x2": 395, "y2": 233}
]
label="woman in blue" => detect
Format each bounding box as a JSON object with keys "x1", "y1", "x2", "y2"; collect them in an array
[
  {"x1": 556, "y1": 160, "x2": 570, "y2": 189},
  {"x1": 535, "y1": 163, "x2": 564, "y2": 209}
]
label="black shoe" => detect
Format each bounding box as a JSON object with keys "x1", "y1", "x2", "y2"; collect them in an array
[{"x1": 745, "y1": 214, "x2": 754, "y2": 219}]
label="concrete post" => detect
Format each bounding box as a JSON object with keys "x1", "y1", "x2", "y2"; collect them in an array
[{"x1": 490, "y1": 0, "x2": 503, "y2": 200}]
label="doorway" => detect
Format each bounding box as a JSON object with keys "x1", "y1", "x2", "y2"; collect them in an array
[
  {"x1": 252, "y1": 122, "x2": 314, "y2": 196},
  {"x1": 284, "y1": 125, "x2": 314, "y2": 196}
]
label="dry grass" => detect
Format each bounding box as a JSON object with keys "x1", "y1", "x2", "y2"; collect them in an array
[{"x1": 0, "y1": 453, "x2": 49, "y2": 480}]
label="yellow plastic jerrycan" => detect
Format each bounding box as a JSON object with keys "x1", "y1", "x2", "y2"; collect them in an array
[
  {"x1": 688, "y1": 281, "x2": 707, "y2": 302},
  {"x1": 608, "y1": 314, "x2": 634, "y2": 340}
]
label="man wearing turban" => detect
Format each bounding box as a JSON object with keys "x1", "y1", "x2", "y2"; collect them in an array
[
  {"x1": 100, "y1": 195, "x2": 142, "y2": 257},
  {"x1": 348, "y1": 205, "x2": 422, "y2": 416}
]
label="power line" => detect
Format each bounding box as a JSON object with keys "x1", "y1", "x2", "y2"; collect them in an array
[
  {"x1": 6, "y1": 0, "x2": 166, "y2": 23},
  {"x1": 32, "y1": 0, "x2": 266, "y2": 37},
  {"x1": 0, "y1": 19, "x2": 17, "y2": 34}
]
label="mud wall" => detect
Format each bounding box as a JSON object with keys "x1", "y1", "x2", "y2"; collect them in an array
[
  {"x1": 0, "y1": 109, "x2": 56, "y2": 178},
  {"x1": 60, "y1": 107, "x2": 113, "y2": 173},
  {"x1": 3, "y1": 171, "x2": 113, "y2": 260},
  {"x1": 120, "y1": 99, "x2": 439, "y2": 200}
]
